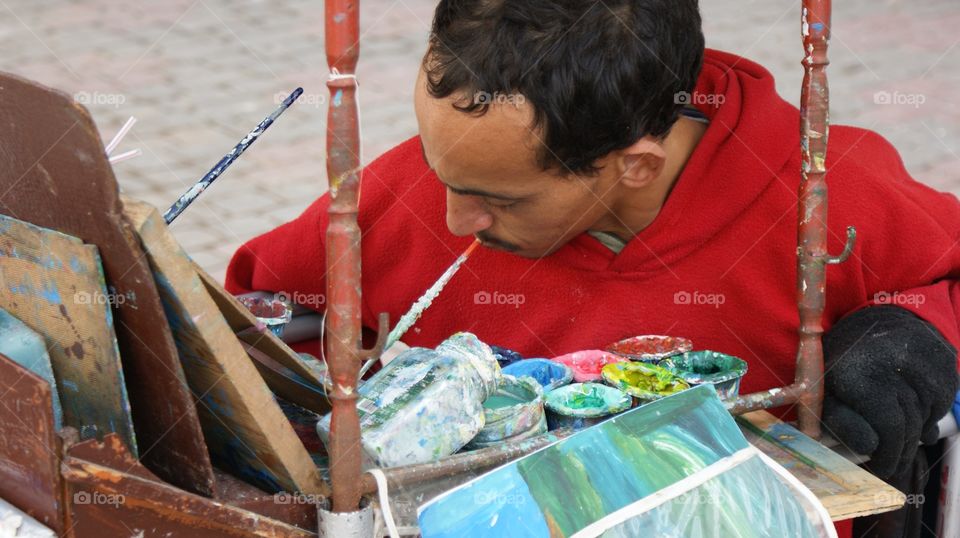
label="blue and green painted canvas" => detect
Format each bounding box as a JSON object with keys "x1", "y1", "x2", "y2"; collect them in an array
[{"x1": 418, "y1": 385, "x2": 833, "y2": 537}]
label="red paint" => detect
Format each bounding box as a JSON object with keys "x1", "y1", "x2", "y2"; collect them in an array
[
  {"x1": 606, "y1": 335, "x2": 693, "y2": 362},
  {"x1": 550, "y1": 350, "x2": 627, "y2": 383}
]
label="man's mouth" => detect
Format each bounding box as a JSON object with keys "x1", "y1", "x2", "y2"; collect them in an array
[{"x1": 475, "y1": 232, "x2": 521, "y2": 253}]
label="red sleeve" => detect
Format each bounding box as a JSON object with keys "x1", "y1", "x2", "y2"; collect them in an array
[
  {"x1": 836, "y1": 131, "x2": 960, "y2": 367},
  {"x1": 224, "y1": 194, "x2": 330, "y2": 306}
]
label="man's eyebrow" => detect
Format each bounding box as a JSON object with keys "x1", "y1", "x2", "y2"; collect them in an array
[
  {"x1": 445, "y1": 184, "x2": 521, "y2": 201},
  {"x1": 420, "y1": 140, "x2": 522, "y2": 201}
]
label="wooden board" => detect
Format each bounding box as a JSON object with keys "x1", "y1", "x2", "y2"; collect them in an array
[
  {"x1": 0, "y1": 215, "x2": 136, "y2": 452},
  {"x1": 0, "y1": 308, "x2": 64, "y2": 429},
  {"x1": 63, "y1": 438, "x2": 313, "y2": 538},
  {"x1": 194, "y1": 264, "x2": 325, "y2": 386},
  {"x1": 738, "y1": 410, "x2": 906, "y2": 520},
  {"x1": 0, "y1": 71, "x2": 215, "y2": 497},
  {"x1": 123, "y1": 198, "x2": 327, "y2": 496},
  {"x1": 0, "y1": 353, "x2": 64, "y2": 534}
]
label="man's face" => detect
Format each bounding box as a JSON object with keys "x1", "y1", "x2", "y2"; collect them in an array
[{"x1": 414, "y1": 68, "x2": 624, "y2": 259}]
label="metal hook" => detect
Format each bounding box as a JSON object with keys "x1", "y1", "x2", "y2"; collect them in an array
[
  {"x1": 358, "y1": 312, "x2": 390, "y2": 372},
  {"x1": 825, "y1": 226, "x2": 857, "y2": 265}
]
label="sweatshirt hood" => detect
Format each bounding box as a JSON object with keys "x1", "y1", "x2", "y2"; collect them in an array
[{"x1": 561, "y1": 49, "x2": 801, "y2": 273}]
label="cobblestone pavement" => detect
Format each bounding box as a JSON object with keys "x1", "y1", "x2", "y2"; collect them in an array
[{"x1": 2, "y1": 0, "x2": 957, "y2": 281}]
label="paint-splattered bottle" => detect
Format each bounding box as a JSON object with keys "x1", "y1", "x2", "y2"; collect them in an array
[{"x1": 317, "y1": 332, "x2": 501, "y2": 468}]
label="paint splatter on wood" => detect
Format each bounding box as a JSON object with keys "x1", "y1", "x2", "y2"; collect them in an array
[
  {"x1": 123, "y1": 198, "x2": 326, "y2": 496},
  {"x1": 0, "y1": 215, "x2": 136, "y2": 454}
]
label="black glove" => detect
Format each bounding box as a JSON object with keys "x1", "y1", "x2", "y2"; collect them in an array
[{"x1": 822, "y1": 305, "x2": 958, "y2": 479}]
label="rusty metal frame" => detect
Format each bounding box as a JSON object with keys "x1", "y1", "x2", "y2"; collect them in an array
[
  {"x1": 321, "y1": 0, "x2": 856, "y2": 511},
  {"x1": 323, "y1": 0, "x2": 388, "y2": 514},
  {"x1": 728, "y1": 0, "x2": 855, "y2": 439}
]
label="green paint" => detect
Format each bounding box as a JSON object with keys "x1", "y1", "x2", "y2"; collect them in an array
[
  {"x1": 663, "y1": 350, "x2": 747, "y2": 383},
  {"x1": 545, "y1": 383, "x2": 632, "y2": 418}
]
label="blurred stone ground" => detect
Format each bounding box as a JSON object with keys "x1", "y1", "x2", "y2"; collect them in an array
[{"x1": 1, "y1": 0, "x2": 957, "y2": 282}]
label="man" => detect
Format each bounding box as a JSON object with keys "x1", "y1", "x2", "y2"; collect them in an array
[{"x1": 226, "y1": 1, "x2": 958, "y2": 535}]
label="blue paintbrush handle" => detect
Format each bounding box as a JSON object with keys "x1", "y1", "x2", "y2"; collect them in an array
[{"x1": 163, "y1": 87, "x2": 304, "y2": 224}]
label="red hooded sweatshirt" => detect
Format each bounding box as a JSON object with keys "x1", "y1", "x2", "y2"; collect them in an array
[
  {"x1": 227, "y1": 48, "x2": 960, "y2": 534},
  {"x1": 227, "y1": 48, "x2": 960, "y2": 384}
]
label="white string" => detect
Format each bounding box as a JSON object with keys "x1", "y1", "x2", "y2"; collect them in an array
[{"x1": 367, "y1": 469, "x2": 400, "y2": 538}]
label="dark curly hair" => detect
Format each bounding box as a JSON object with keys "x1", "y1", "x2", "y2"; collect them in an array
[{"x1": 425, "y1": 0, "x2": 704, "y2": 175}]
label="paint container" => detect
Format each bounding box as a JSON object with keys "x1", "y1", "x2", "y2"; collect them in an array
[
  {"x1": 661, "y1": 350, "x2": 748, "y2": 400},
  {"x1": 550, "y1": 350, "x2": 628, "y2": 383},
  {"x1": 237, "y1": 295, "x2": 293, "y2": 337},
  {"x1": 502, "y1": 358, "x2": 573, "y2": 393},
  {"x1": 544, "y1": 383, "x2": 632, "y2": 431},
  {"x1": 464, "y1": 375, "x2": 546, "y2": 450},
  {"x1": 606, "y1": 335, "x2": 693, "y2": 363},
  {"x1": 601, "y1": 361, "x2": 690, "y2": 405},
  {"x1": 491, "y1": 345, "x2": 525, "y2": 368},
  {"x1": 317, "y1": 332, "x2": 501, "y2": 468}
]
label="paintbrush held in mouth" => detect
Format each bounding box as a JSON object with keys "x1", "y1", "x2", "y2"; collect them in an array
[
  {"x1": 163, "y1": 87, "x2": 304, "y2": 224},
  {"x1": 358, "y1": 238, "x2": 482, "y2": 378}
]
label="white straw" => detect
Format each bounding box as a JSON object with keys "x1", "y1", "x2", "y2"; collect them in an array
[
  {"x1": 104, "y1": 116, "x2": 137, "y2": 155},
  {"x1": 108, "y1": 148, "x2": 142, "y2": 164}
]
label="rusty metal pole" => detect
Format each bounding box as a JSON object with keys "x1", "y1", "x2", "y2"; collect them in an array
[
  {"x1": 795, "y1": 0, "x2": 856, "y2": 438},
  {"x1": 324, "y1": 0, "x2": 364, "y2": 513}
]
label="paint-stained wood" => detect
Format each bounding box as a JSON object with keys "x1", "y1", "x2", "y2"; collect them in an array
[
  {"x1": 0, "y1": 353, "x2": 64, "y2": 534},
  {"x1": 0, "y1": 71, "x2": 215, "y2": 497},
  {"x1": 63, "y1": 446, "x2": 314, "y2": 537},
  {"x1": 0, "y1": 215, "x2": 136, "y2": 452},
  {"x1": 123, "y1": 198, "x2": 327, "y2": 496},
  {"x1": 0, "y1": 308, "x2": 64, "y2": 429},
  {"x1": 738, "y1": 410, "x2": 906, "y2": 520},
  {"x1": 195, "y1": 264, "x2": 325, "y2": 386}
]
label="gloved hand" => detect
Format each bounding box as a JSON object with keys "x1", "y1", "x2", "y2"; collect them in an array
[{"x1": 822, "y1": 305, "x2": 959, "y2": 479}]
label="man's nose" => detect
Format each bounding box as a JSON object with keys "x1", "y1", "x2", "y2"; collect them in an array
[{"x1": 445, "y1": 191, "x2": 493, "y2": 236}]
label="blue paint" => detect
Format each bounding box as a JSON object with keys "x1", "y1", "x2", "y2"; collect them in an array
[
  {"x1": 811, "y1": 22, "x2": 824, "y2": 32},
  {"x1": 490, "y1": 345, "x2": 524, "y2": 368},
  {"x1": 39, "y1": 280, "x2": 62, "y2": 305},
  {"x1": 333, "y1": 89, "x2": 343, "y2": 107},
  {"x1": 69, "y1": 255, "x2": 85, "y2": 273},
  {"x1": 8, "y1": 277, "x2": 61, "y2": 305},
  {"x1": 502, "y1": 359, "x2": 573, "y2": 393},
  {"x1": 419, "y1": 465, "x2": 549, "y2": 537},
  {"x1": 61, "y1": 379, "x2": 79, "y2": 392}
]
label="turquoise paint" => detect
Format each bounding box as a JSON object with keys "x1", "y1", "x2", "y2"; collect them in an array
[
  {"x1": 544, "y1": 382, "x2": 632, "y2": 431},
  {"x1": 466, "y1": 375, "x2": 546, "y2": 449}
]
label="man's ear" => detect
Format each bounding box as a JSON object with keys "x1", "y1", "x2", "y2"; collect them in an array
[{"x1": 618, "y1": 136, "x2": 667, "y2": 189}]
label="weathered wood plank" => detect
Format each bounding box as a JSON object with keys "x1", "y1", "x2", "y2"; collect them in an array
[
  {"x1": 195, "y1": 265, "x2": 325, "y2": 387},
  {"x1": 0, "y1": 308, "x2": 64, "y2": 429},
  {"x1": 0, "y1": 71, "x2": 215, "y2": 497},
  {"x1": 738, "y1": 410, "x2": 906, "y2": 520},
  {"x1": 123, "y1": 198, "x2": 327, "y2": 496},
  {"x1": 0, "y1": 215, "x2": 136, "y2": 453},
  {"x1": 0, "y1": 353, "x2": 64, "y2": 534}
]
